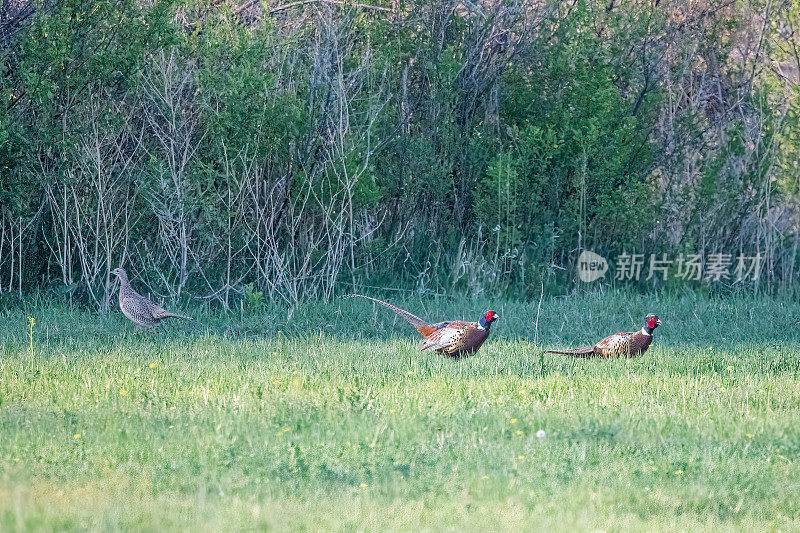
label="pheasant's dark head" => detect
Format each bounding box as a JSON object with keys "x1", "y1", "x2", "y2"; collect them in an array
[
  {"x1": 644, "y1": 313, "x2": 662, "y2": 334},
  {"x1": 479, "y1": 311, "x2": 499, "y2": 329}
]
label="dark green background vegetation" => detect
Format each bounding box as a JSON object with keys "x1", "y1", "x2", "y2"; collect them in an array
[{"x1": 2, "y1": 0, "x2": 799, "y2": 307}]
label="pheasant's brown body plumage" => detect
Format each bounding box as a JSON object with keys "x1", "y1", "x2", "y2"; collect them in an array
[
  {"x1": 346, "y1": 295, "x2": 497, "y2": 358},
  {"x1": 111, "y1": 268, "x2": 191, "y2": 328},
  {"x1": 547, "y1": 314, "x2": 661, "y2": 358},
  {"x1": 419, "y1": 320, "x2": 491, "y2": 357}
]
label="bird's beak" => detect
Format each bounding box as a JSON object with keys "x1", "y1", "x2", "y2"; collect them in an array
[{"x1": 656, "y1": 319, "x2": 662, "y2": 326}]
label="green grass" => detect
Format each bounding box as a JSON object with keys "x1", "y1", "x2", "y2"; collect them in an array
[{"x1": 1, "y1": 291, "x2": 800, "y2": 531}]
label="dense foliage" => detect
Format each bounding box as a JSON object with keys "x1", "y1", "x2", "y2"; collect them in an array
[{"x1": 1, "y1": 0, "x2": 799, "y2": 306}]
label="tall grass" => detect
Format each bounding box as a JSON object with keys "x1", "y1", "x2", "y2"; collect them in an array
[{"x1": 1, "y1": 292, "x2": 799, "y2": 530}]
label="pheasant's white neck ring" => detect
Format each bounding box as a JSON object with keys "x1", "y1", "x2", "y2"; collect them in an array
[
  {"x1": 641, "y1": 327, "x2": 653, "y2": 336},
  {"x1": 476, "y1": 323, "x2": 486, "y2": 331}
]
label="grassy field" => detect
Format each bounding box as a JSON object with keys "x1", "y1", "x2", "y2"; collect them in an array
[{"x1": 1, "y1": 291, "x2": 800, "y2": 531}]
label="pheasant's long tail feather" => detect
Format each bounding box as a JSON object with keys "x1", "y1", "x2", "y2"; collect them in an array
[
  {"x1": 345, "y1": 294, "x2": 429, "y2": 329},
  {"x1": 165, "y1": 313, "x2": 192, "y2": 320},
  {"x1": 546, "y1": 346, "x2": 596, "y2": 357},
  {"x1": 155, "y1": 310, "x2": 192, "y2": 320}
]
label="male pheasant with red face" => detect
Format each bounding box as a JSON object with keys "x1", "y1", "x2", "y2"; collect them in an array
[
  {"x1": 346, "y1": 294, "x2": 498, "y2": 358},
  {"x1": 546, "y1": 314, "x2": 662, "y2": 358},
  {"x1": 111, "y1": 267, "x2": 191, "y2": 328}
]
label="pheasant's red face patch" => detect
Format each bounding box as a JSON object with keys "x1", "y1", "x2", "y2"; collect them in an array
[
  {"x1": 648, "y1": 315, "x2": 659, "y2": 329},
  {"x1": 485, "y1": 311, "x2": 497, "y2": 322}
]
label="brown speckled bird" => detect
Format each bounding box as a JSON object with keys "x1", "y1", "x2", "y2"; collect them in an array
[
  {"x1": 346, "y1": 294, "x2": 498, "y2": 358},
  {"x1": 546, "y1": 314, "x2": 662, "y2": 358},
  {"x1": 111, "y1": 267, "x2": 191, "y2": 328}
]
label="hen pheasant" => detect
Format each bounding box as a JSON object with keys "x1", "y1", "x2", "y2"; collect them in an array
[
  {"x1": 346, "y1": 294, "x2": 498, "y2": 358},
  {"x1": 111, "y1": 267, "x2": 191, "y2": 328},
  {"x1": 546, "y1": 314, "x2": 662, "y2": 358}
]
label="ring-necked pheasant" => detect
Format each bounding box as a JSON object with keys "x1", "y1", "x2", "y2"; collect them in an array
[
  {"x1": 546, "y1": 313, "x2": 662, "y2": 358},
  {"x1": 346, "y1": 294, "x2": 498, "y2": 358},
  {"x1": 111, "y1": 267, "x2": 191, "y2": 328}
]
